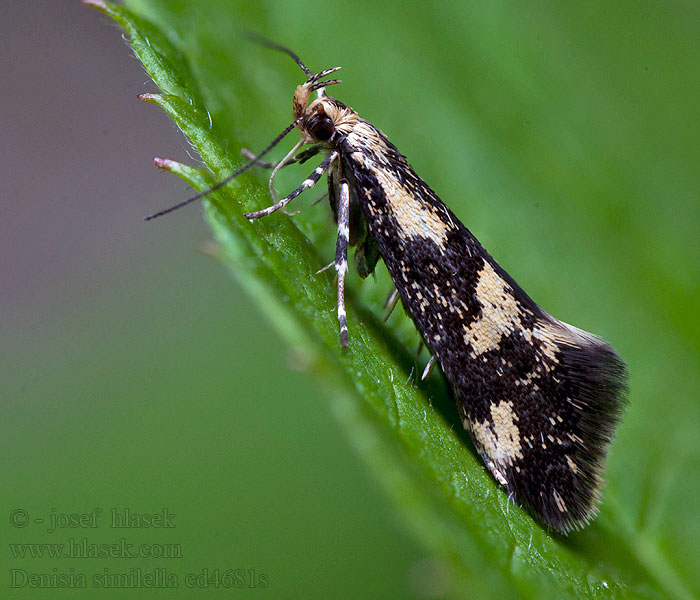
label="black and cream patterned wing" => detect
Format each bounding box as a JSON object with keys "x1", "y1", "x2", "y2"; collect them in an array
[{"x1": 341, "y1": 122, "x2": 627, "y2": 532}]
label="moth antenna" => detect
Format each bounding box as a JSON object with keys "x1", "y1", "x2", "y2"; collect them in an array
[
  {"x1": 243, "y1": 31, "x2": 313, "y2": 78},
  {"x1": 309, "y1": 79, "x2": 342, "y2": 93},
  {"x1": 144, "y1": 117, "x2": 302, "y2": 221}
]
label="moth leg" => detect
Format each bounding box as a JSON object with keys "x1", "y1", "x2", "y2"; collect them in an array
[
  {"x1": 416, "y1": 340, "x2": 425, "y2": 357},
  {"x1": 268, "y1": 140, "x2": 304, "y2": 203},
  {"x1": 285, "y1": 163, "x2": 326, "y2": 216},
  {"x1": 293, "y1": 145, "x2": 323, "y2": 165},
  {"x1": 241, "y1": 148, "x2": 277, "y2": 169},
  {"x1": 383, "y1": 288, "x2": 400, "y2": 322},
  {"x1": 316, "y1": 260, "x2": 335, "y2": 275},
  {"x1": 268, "y1": 144, "x2": 325, "y2": 203},
  {"x1": 242, "y1": 145, "x2": 323, "y2": 170},
  {"x1": 312, "y1": 191, "x2": 329, "y2": 206},
  {"x1": 245, "y1": 151, "x2": 338, "y2": 219},
  {"x1": 335, "y1": 178, "x2": 350, "y2": 347},
  {"x1": 421, "y1": 354, "x2": 437, "y2": 381}
]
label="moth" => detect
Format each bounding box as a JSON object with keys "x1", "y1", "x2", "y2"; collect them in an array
[{"x1": 147, "y1": 41, "x2": 628, "y2": 534}]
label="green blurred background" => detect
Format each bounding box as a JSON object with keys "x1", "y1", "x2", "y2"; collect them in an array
[{"x1": 3, "y1": 1, "x2": 699, "y2": 598}]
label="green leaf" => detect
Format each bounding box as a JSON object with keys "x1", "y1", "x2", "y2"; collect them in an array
[{"x1": 89, "y1": 1, "x2": 700, "y2": 598}]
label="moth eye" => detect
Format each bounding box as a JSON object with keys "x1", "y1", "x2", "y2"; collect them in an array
[{"x1": 310, "y1": 115, "x2": 334, "y2": 141}]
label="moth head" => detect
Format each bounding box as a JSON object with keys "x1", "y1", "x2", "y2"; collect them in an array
[
  {"x1": 292, "y1": 66, "x2": 343, "y2": 142},
  {"x1": 300, "y1": 102, "x2": 337, "y2": 143}
]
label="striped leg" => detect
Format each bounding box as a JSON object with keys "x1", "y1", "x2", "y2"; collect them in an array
[
  {"x1": 244, "y1": 151, "x2": 338, "y2": 219},
  {"x1": 336, "y1": 178, "x2": 350, "y2": 347}
]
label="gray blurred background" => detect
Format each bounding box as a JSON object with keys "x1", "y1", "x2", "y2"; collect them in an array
[{"x1": 2, "y1": 0, "x2": 203, "y2": 340}]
